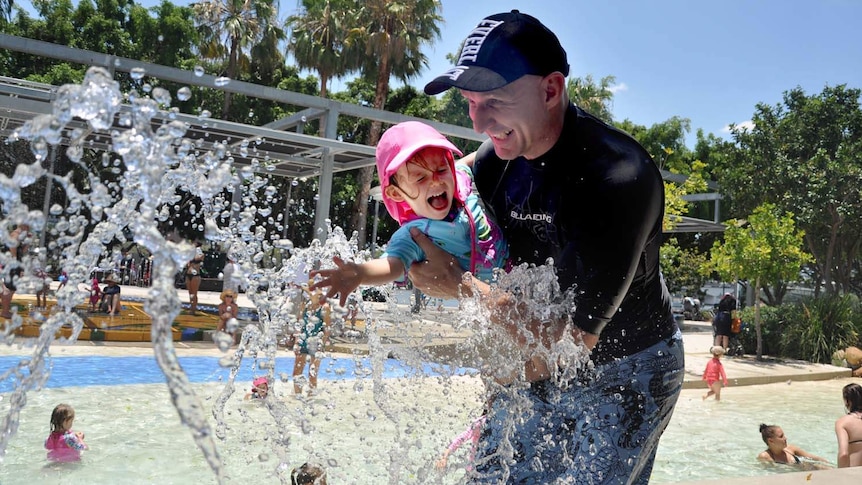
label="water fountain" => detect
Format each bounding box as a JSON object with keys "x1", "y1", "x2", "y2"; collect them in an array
[{"x1": 0, "y1": 65, "x2": 585, "y2": 484}]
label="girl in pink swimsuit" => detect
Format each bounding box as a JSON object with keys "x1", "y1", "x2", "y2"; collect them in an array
[
  {"x1": 702, "y1": 346, "x2": 729, "y2": 401},
  {"x1": 44, "y1": 403, "x2": 88, "y2": 462}
]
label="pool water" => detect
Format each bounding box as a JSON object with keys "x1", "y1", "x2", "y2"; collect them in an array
[
  {"x1": 651, "y1": 378, "x2": 849, "y2": 483},
  {"x1": 0, "y1": 356, "x2": 486, "y2": 484},
  {"x1": 0, "y1": 355, "x2": 474, "y2": 392},
  {"x1": 0, "y1": 353, "x2": 854, "y2": 484}
]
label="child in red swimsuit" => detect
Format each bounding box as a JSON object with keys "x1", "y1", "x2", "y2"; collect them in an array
[{"x1": 702, "y1": 346, "x2": 728, "y2": 401}]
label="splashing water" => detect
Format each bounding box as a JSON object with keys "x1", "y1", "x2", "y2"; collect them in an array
[{"x1": 0, "y1": 66, "x2": 587, "y2": 483}]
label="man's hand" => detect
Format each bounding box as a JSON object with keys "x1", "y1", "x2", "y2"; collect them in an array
[{"x1": 407, "y1": 228, "x2": 469, "y2": 299}]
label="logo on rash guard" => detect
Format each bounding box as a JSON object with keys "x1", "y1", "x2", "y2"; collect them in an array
[{"x1": 510, "y1": 211, "x2": 552, "y2": 224}]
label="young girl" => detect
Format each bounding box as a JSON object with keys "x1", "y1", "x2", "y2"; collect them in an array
[
  {"x1": 88, "y1": 277, "x2": 102, "y2": 312},
  {"x1": 45, "y1": 403, "x2": 88, "y2": 462},
  {"x1": 217, "y1": 289, "x2": 239, "y2": 335},
  {"x1": 292, "y1": 288, "x2": 331, "y2": 396},
  {"x1": 309, "y1": 121, "x2": 509, "y2": 308},
  {"x1": 702, "y1": 346, "x2": 728, "y2": 401},
  {"x1": 244, "y1": 376, "x2": 269, "y2": 400}
]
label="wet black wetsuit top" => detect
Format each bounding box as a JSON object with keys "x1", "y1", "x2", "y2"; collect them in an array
[{"x1": 473, "y1": 104, "x2": 675, "y2": 364}]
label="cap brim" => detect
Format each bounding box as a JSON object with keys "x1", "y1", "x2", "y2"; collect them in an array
[{"x1": 424, "y1": 66, "x2": 512, "y2": 95}]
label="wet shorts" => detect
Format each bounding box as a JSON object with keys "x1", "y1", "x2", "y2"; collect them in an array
[{"x1": 470, "y1": 330, "x2": 685, "y2": 484}]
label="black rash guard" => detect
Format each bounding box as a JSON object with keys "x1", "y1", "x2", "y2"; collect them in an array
[{"x1": 473, "y1": 104, "x2": 675, "y2": 364}]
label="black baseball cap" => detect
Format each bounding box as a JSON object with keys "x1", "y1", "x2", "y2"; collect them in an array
[{"x1": 424, "y1": 10, "x2": 569, "y2": 95}]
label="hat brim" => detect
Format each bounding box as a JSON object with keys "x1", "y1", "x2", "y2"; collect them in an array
[{"x1": 424, "y1": 66, "x2": 512, "y2": 95}]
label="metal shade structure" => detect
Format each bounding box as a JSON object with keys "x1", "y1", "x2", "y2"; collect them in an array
[{"x1": 0, "y1": 34, "x2": 724, "y2": 236}]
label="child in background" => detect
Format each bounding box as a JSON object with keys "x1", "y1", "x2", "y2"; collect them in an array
[
  {"x1": 702, "y1": 346, "x2": 729, "y2": 401},
  {"x1": 309, "y1": 121, "x2": 509, "y2": 307},
  {"x1": 88, "y1": 277, "x2": 102, "y2": 312},
  {"x1": 291, "y1": 462, "x2": 327, "y2": 484},
  {"x1": 34, "y1": 263, "x2": 50, "y2": 309},
  {"x1": 292, "y1": 288, "x2": 331, "y2": 396},
  {"x1": 45, "y1": 403, "x2": 88, "y2": 462},
  {"x1": 436, "y1": 413, "x2": 487, "y2": 471},
  {"x1": 58, "y1": 271, "x2": 68, "y2": 290},
  {"x1": 244, "y1": 376, "x2": 270, "y2": 400},
  {"x1": 217, "y1": 289, "x2": 239, "y2": 335}
]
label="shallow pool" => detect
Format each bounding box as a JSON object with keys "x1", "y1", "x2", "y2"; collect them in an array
[
  {"x1": 0, "y1": 354, "x2": 854, "y2": 484},
  {"x1": 651, "y1": 378, "x2": 849, "y2": 483}
]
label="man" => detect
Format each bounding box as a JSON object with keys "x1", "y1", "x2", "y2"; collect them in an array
[{"x1": 410, "y1": 10, "x2": 684, "y2": 483}]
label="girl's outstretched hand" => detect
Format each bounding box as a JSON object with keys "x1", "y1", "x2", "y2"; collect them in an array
[{"x1": 308, "y1": 256, "x2": 362, "y2": 307}]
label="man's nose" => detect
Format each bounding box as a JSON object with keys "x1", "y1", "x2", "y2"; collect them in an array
[{"x1": 470, "y1": 104, "x2": 491, "y2": 134}]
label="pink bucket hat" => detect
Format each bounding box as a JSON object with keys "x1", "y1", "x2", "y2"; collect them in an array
[
  {"x1": 252, "y1": 376, "x2": 268, "y2": 388},
  {"x1": 376, "y1": 121, "x2": 464, "y2": 224}
]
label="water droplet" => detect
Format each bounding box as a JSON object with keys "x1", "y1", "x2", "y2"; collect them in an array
[
  {"x1": 130, "y1": 67, "x2": 146, "y2": 80},
  {"x1": 177, "y1": 86, "x2": 192, "y2": 101},
  {"x1": 193, "y1": 65, "x2": 205, "y2": 77},
  {"x1": 157, "y1": 35, "x2": 164, "y2": 42},
  {"x1": 214, "y1": 76, "x2": 230, "y2": 87},
  {"x1": 199, "y1": 109, "x2": 211, "y2": 119}
]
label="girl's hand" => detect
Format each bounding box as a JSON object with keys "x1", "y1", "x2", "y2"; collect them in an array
[{"x1": 308, "y1": 256, "x2": 363, "y2": 307}]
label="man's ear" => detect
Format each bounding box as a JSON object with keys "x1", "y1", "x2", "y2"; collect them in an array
[
  {"x1": 385, "y1": 185, "x2": 405, "y2": 202},
  {"x1": 543, "y1": 72, "x2": 567, "y2": 105}
]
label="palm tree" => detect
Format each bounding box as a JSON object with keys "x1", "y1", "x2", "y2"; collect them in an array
[
  {"x1": 567, "y1": 74, "x2": 617, "y2": 124},
  {"x1": 285, "y1": 0, "x2": 354, "y2": 100},
  {"x1": 0, "y1": 0, "x2": 13, "y2": 23},
  {"x1": 345, "y1": 0, "x2": 443, "y2": 246},
  {"x1": 192, "y1": 0, "x2": 284, "y2": 118}
]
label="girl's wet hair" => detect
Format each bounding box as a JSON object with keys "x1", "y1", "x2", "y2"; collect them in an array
[
  {"x1": 843, "y1": 383, "x2": 862, "y2": 412},
  {"x1": 50, "y1": 403, "x2": 75, "y2": 432},
  {"x1": 758, "y1": 423, "x2": 779, "y2": 444}
]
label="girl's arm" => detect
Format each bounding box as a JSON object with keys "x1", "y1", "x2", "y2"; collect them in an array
[
  {"x1": 65, "y1": 431, "x2": 88, "y2": 450},
  {"x1": 720, "y1": 363, "x2": 728, "y2": 385},
  {"x1": 310, "y1": 256, "x2": 406, "y2": 307}
]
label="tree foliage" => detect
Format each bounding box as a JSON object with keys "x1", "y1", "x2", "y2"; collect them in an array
[
  {"x1": 567, "y1": 74, "x2": 616, "y2": 124},
  {"x1": 709, "y1": 203, "x2": 812, "y2": 359},
  {"x1": 717, "y1": 85, "x2": 862, "y2": 295}
]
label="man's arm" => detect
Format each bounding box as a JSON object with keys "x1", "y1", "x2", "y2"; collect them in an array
[{"x1": 408, "y1": 228, "x2": 597, "y2": 382}]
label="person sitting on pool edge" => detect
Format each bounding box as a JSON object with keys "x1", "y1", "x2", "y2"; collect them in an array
[
  {"x1": 100, "y1": 273, "x2": 122, "y2": 316},
  {"x1": 757, "y1": 423, "x2": 833, "y2": 470}
]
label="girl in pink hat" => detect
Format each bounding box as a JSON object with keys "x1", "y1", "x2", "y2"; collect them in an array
[{"x1": 310, "y1": 121, "x2": 509, "y2": 307}]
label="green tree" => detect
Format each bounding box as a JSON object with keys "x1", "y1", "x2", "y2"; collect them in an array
[
  {"x1": 567, "y1": 74, "x2": 616, "y2": 124},
  {"x1": 709, "y1": 203, "x2": 812, "y2": 359},
  {"x1": 717, "y1": 85, "x2": 862, "y2": 296},
  {"x1": 286, "y1": 0, "x2": 355, "y2": 100},
  {"x1": 344, "y1": 0, "x2": 443, "y2": 247},
  {"x1": 193, "y1": 0, "x2": 284, "y2": 118}
]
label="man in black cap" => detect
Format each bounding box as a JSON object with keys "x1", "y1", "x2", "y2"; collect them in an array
[{"x1": 410, "y1": 10, "x2": 684, "y2": 483}]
